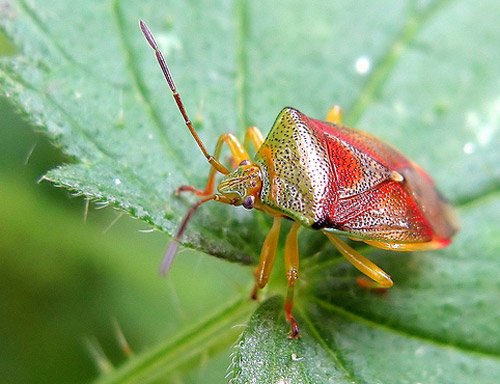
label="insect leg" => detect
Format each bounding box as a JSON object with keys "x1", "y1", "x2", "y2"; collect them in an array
[
  {"x1": 177, "y1": 133, "x2": 250, "y2": 197},
  {"x1": 325, "y1": 105, "x2": 343, "y2": 124},
  {"x1": 244, "y1": 126, "x2": 265, "y2": 153},
  {"x1": 323, "y1": 232, "x2": 393, "y2": 288},
  {"x1": 284, "y1": 222, "x2": 301, "y2": 338},
  {"x1": 252, "y1": 217, "x2": 282, "y2": 298}
]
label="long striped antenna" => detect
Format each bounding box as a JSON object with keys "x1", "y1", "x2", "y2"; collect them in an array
[
  {"x1": 160, "y1": 194, "x2": 216, "y2": 275},
  {"x1": 139, "y1": 20, "x2": 229, "y2": 175}
]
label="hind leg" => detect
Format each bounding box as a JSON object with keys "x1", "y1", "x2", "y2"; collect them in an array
[
  {"x1": 324, "y1": 232, "x2": 393, "y2": 288},
  {"x1": 325, "y1": 105, "x2": 343, "y2": 124}
]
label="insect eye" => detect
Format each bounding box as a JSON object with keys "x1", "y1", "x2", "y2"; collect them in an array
[
  {"x1": 242, "y1": 196, "x2": 255, "y2": 210},
  {"x1": 239, "y1": 159, "x2": 251, "y2": 166}
]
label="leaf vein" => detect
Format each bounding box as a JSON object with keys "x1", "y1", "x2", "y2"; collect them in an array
[
  {"x1": 313, "y1": 297, "x2": 500, "y2": 360},
  {"x1": 235, "y1": 0, "x2": 250, "y2": 130},
  {"x1": 17, "y1": 0, "x2": 121, "y2": 87},
  {"x1": 346, "y1": 0, "x2": 454, "y2": 125},
  {"x1": 111, "y1": 0, "x2": 191, "y2": 180},
  {"x1": 297, "y1": 304, "x2": 359, "y2": 383}
]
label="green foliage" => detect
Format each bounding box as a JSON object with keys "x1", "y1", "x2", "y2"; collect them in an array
[{"x1": 1, "y1": 0, "x2": 499, "y2": 383}]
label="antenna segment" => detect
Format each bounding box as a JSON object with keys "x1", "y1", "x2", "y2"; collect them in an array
[{"x1": 140, "y1": 20, "x2": 229, "y2": 175}]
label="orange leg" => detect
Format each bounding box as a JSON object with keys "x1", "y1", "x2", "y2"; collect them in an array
[
  {"x1": 244, "y1": 126, "x2": 265, "y2": 153},
  {"x1": 323, "y1": 232, "x2": 393, "y2": 288},
  {"x1": 355, "y1": 276, "x2": 390, "y2": 294},
  {"x1": 284, "y1": 222, "x2": 301, "y2": 338},
  {"x1": 252, "y1": 216, "x2": 282, "y2": 299},
  {"x1": 325, "y1": 105, "x2": 343, "y2": 124},
  {"x1": 177, "y1": 133, "x2": 250, "y2": 197}
]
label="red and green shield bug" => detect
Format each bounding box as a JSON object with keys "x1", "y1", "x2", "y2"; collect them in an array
[{"x1": 140, "y1": 21, "x2": 458, "y2": 338}]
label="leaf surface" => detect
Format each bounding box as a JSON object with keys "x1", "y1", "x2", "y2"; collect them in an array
[{"x1": 1, "y1": 0, "x2": 499, "y2": 383}]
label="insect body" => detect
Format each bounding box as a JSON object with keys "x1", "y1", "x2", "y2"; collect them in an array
[
  {"x1": 257, "y1": 107, "x2": 457, "y2": 248},
  {"x1": 140, "y1": 21, "x2": 458, "y2": 338}
]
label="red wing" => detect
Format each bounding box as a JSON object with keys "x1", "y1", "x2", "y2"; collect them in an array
[
  {"x1": 306, "y1": 116, "x2": 411, "y2": 173},
  {"x1": 332, "y1": 180, "x2": 434, "y2": 243},
  {"x1": 322, "y1": 129, "x2": 395, "y2": 199},
  {"x1": 304, "y1": 115, "x2": 457, "y2": 244}
]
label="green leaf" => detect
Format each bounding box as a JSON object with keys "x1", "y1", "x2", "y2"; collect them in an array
[
  {"x1": 1, "y1": 0, "x2": 499, "y2": 383},
  {"x1": 230, "y1": 198, "x2": 500, "y2": 384}
]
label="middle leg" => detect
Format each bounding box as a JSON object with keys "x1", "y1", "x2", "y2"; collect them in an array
[{"x1": 284, "y1": 222, "x2": 301, "y2": 338}]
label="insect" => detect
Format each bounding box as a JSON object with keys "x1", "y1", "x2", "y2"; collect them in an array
[{"x1": 140, "y1": 21, "x2": 458, "y2": 338}]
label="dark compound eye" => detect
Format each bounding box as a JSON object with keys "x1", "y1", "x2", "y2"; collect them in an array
[
  {"x1": 239, "y1": 159, "x2": 251, "y2": 166},
  {"x1": 242, "y1": 195, "x2": 255, "y2": 210}
]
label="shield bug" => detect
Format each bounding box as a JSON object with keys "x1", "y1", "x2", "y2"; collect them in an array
[{"x1": 140, "y1": 21, "x2": 458, "y2": 338}]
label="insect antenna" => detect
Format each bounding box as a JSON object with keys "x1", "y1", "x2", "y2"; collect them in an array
[
  {"x1": 160, "y1": 195, "x2": 216, "y2": 275},
  {"x1": 139, "y1": 20, "x2": 229, "y2": 175}
]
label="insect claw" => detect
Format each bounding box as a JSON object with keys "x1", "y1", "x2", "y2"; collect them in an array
[
  {"x1": 356, "y1": 276, "x2": 390, "y2": 295},
  {"x1": 250, "y1": 284, "x2": 259, "y2": 301},
  {"x1": 287, "y1": 318, "x2": 300, "y2": 339}
]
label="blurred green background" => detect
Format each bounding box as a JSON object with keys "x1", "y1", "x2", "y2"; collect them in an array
[{"x1": 0, "y1": 32, "x2": 251, "y2": 384}]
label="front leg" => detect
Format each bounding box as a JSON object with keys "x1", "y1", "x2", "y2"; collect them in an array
[
  {"x1": 252, "y1": 217, "x2": 282, "y2": 298},
  {"x1": 176, "y1": 133, "x2": 250, "y2": 197}
]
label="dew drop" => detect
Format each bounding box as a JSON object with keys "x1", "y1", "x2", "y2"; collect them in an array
[
  {"x1": 355, "y1": 56, "x2": 371, "y2": 75},
  {"x1": 415, "y1": 346, "x2": 426, "y2": 356},
  {"x1": 463, "y1": 142, "x2": 475, "y2": 154},
  {"x1": 291, "y1": 353, "x2": 304, "y2": 362}
]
